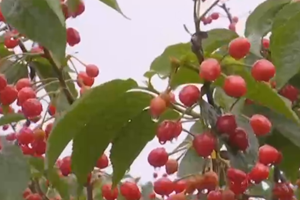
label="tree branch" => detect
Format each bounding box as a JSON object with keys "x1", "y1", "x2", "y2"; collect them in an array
[
  {"x1": 86, "y1": 184, "x2": 93, "y2": 200},
  {"x1": 220, "y1": 3, "x2": 233, "y2": 24}
]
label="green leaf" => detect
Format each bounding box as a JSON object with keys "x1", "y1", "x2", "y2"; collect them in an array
[
  {"x1": 272, "y1": 2, "x2": 300, "y2": 31},
  {"x1": 0, "y1": 113, "x2": 25, "y2": 126},
  {"x1": 71, "y1": 91, "x2": 152, "y2": 185},
  {"x1": 270, "y1": 11, "x2": 300, "y2": 89},
  {"x1": 0, "y1": 59, "x2": 28, "y2": 84},
  {"x1": 171, "y1": 67, "x2": 201, "y2": 87},
  {"x1": 141, "y1": 182, "x2": 155, "y2": 200},
  {"x1": 202, "y1": 29, "x2": 238, "y2": 55},
  {"x1": 1, "y1": 0, "x2": 66, "y2": 61},
  {"x1": 245, "y1": 0, "x2": 290, "y2": 57},
  {"x1": 110, "y1": 110, "x2": 156, "y2": 186},
  {"x1": 215, "y1": 59, "x2": 300, "y2": 124},
  {"x1": 98, "y1": 0, "x2": 129, "y2": 19},
  {"x1": 0, "y1": 139, "x2": 30, "y2": 200},
  {"x1": 214, "y1": 87, "x2": 235, "y2": 111},
  {"x1": 46, "y1": 79, "x2": 137, "y2": 170},
  {"x1": 32, "y1": 58, "x2": 77, "y2": 112}
]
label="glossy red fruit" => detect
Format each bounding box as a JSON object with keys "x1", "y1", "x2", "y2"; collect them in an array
[
  {"x1": 250, "y1": 114, "x2": 271, "y2": 136},
  {"x1": 96, "y1": 154, "x2": 109, "y2": 169},
  {"x1": 156, "y1": 120, "x2": 182, "y2": 144},
  {"x1": 72, "y1": 0, "x2": 85, "y2": 18},
  {"x1": 77, "y1": 71, "x2": 94, "y2": 87},
  {"x1": 48, "y1": 104, "x2": 56, "y2": 116},
  {"x1": 148, "y1": 147, "x2": 168, "y2": 168},
  {"x1": 165, "y1": 159, "x2": 178, "y2": 175},
  {"x1": 199, "y1": 58, "x2": 221, "y2": 81},
  {"x1": 229, "y1": 127, "x2": 249, "y2": 151},
  {"x1": 149, "y1": 192, "x2": 156, "y2": 199},
  {"x1": 228, "y1": 23, "x2": 236, "y2": 31},
  {"x1": 0, "y1": 85, "x2": 18, "y2": 105},
  {"x1": 102, "y1": 184, "x2": 119, "y2": 200},
  {"x1": 223, "y1": 75, "x2": 247, "y2": 98},
  {"x1": 273, "y1": 182, "x2": 294, "y2": 200},
  {"x1": 174, "y1": 180, "x2": 187, "y2": 194},
  {"x1": 216, "y1": 114, "x2": 237, "y2": 135},
  {"x1": 207, "y1": 190, "x2": 222, "y2": 200},
  {"x1": 179, "y1": 85, "x2": 200, "y2": 107},
  {"x1": 61, "y1": 3, "x2": 70, "y2": 19},
  {"x1": 232, "y1": 16, "x2": 239, "y2": 23},
  {"x1": 26, "y1": 193, "x2": 42, "y2": 200},
  {"x1": 192, "y1": 132, "x2": 216, "y2": 157},
  {"x1": 67, "y1": 27, "x2": 81, "y2": 46},
  {"x1": 248, "y1": 163, "x2": 269, "y2": 183},
  {"x1": 279, "y1": 84, "x2": 299, "y2": 103},
  {"x1": 226, "y1": 168, "x2": 247, "y2": 183},
  {"x1": 17, "y1": 127, "x2": 34, "y2": 145},
  {"x1": 259, "y1": 144, "x2": 279, "y2": 166},
  {"x1": 251, "y1": 59, "x2": 276, "y2": 82},
  {"x1": 16, "y1": 78, "x2": 31, "y2": 91},
  {"x1": 4, "y1": 36, "x2": 19, "y2": 49},
  {"x1": 21, "y1": 145, "x2": 35, "y2": 155},
  {"x1": 211, "y1": 12, "x2": 219, "y2": 20},
  {"x1": 32, "y1": 140, "x2": 46, "y2": 155},
  {"x1": 228, "y1": 37, "x2": 251, "y2": 60},
  {"x1": 33, "y1": 128, "x2": 46, "y2": 141},
  {"x1": 23, "y1": 188, "x2": 31, "y2": 199},
  {"x1": 150, "y1": 96, "x2": 167, "y2": 117},
  {"x1": 22, "y1": 98, "x2": 43, "y2": 118},
  {"x1": 45, "y1": 123, "x2": 53, "y2": 139},
  {"x1": 0, "y1": 9, "x2": 5, "y2": 22},
  {"x1": 59, "y1": 156, "x2": 72, "y2": 176},
  {"x1": 0, "y1": 74, "x2": 7, "y2": 91},
  {"x1": 120, "y1": 181, "x2": 141, "y2": 200},
  {"x1": 86, "y1": 64, "x2": 99, "y2": 78},
  {"x1": 6, "y1": 132, "x2": 16, "y2": 141},
  {"x1": 262, "y1": 38, "x2": 270, "y2": 49},
  {"x1": 154, "y1": 177, "x2": 174, "y2": 196},
  {"x1": 18, "y1": 87, "x2": 36, "y2": 106}
]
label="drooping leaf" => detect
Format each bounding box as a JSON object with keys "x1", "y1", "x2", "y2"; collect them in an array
[
  {"x1": 244, "y1": 0, "x2": 290, "y2": 57},
  {"x1": 0, "y1": 113, "x2": 25, "y2": 126},
  {"x1": 46, "y1": 79, "x2": 137, "y2": 170},
  {"x1": 1, "y1": 0, "x2": 66, "y2": 61},
  {"x1": 71, "y1": 91, "x2": 153, "y2": 185},
  {"x1": 270, "y1": 11, "x2": 300, "y2": 89},
  {"x1": 98, "y1": 0, "x2": 129, "y2": 19},
  {"x1": 0, "y1": 139, "x2": 30, "y2": 200},
  {"x1": 110, "y1": 110, "x2": 156, "y2": 186},
  {"x1": 202, "y1": 29, "x2": 238, "y2": 55},
  {"x1": 0, "y1": 59, "x2": 28, "y2": 84}
]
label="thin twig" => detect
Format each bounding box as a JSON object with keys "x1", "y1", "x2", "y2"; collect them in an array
[
  {"x1": 199, "y1": 0, "x2": 220, "y2": 20},
  {"x1": 220, "y1": 3, "x2": 233, "y2": 24}
]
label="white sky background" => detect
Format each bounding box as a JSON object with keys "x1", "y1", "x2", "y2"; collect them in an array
[{"x1": 62, "y1": 0, "x2": 265, "y2": 182}]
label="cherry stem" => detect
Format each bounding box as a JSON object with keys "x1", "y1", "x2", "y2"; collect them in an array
[
  {"x1": 229, "y1": 98, "x2": 241, "y2": 112},
  {"x1": 219, "y1": 3, "x2": 233, "y2": 24},
  {"x1": 70, "y1": 55, "x2": 87, "y2": 67},
  {"x1": 193, "y1": 0, "x2": 201, "y2": 31},
  {"x1": 199, "y1": 0, "x2": 220, "y2": 21},
  {"x1": 69, "y1": 58, "x2": 80, "y2": 74},
  {"x1": 168, "y1": 145, "x2": 190, "y2": 156},
  {"x1": 182, "y1": 128, "x2": 195, "y2": 137}
]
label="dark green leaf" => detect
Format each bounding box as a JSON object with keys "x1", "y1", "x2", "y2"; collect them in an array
[
  {"x1": 110, "y1": 111, "x2": 156, "y2": 185},
  {"x1": 0, "y1": 59, "x2": 28, "y2": 84},
  {"x1": 272, "y1": 2, "x2": 300, "y2": 31},
  {"x1": 171, "y1": 67, "x2": 201, "y2": 87},
  {"x1": 202, "y1": 29, "x2": 238, "y2": 55},
  {"x1": 71, "y1": 91, "x2": 152, "y2": 185},
  {"x1": 0, "y1": 139, "x2": 30, "y2": 200},
  {"x1": 159, "y1": 108, "x2": 180, "y2": 122},
  {"x1": 0, "y1": 113, "x2": 25, "y2": 126},
  {"x1": 143, "y1": 70, "x2": 156, "y2": 79},
  {"x1": 288, "y1": 72, "x2": 300, "y2": 89},
  {"x1": 98, "y1": 0, "x2": 129, "y2": 19},
  {"x1": 0, "y1": 44, "x2": 13, "y2": 57},
  {"x1": 1, "y1": 0, "x2": 66, "y2": 61},
  {"x1": 46, "y1": 79, "x2": 137, "y2": 171},
  {"x1": 270, "y1": 11, "x2": 300, "y2": 88},
  {"x1": 245, "y1": 0, "x2": 290, "y2": 57}
]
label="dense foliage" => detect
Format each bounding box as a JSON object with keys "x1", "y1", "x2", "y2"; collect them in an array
[{"x1": 0, "y1": 0, "x2": 299, "y2": 199}]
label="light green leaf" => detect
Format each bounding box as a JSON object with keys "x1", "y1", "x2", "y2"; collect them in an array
[
  {"x1": 98, "y1": 0, "x2": 129, "y2": 19},
  {"x1": 46, "y1": 79, "x2": 137, "y2": 170},
  {"x1": 0, "y1": 59, "x2": 28, "y2": 84},
  {"x1": 1, "y1": 0, "x2": 66, "y2": 61},
  {"x1": 71, "y1": 91, "x2": 152, "y2": 185},
  {"x1": 110, "y1": 110, "x2": 156, "y2": 186},
  {"x1": 141, "y1": 182, "x2": 155, "y2": 200},
  {"x1": 202, "y1": 29, "x2": 238, "y2": 55},
  {"x1": 245, "y1": 0, "x2": 290, "y2": 57},
  {"x1": 0, "y1": 113, "x2": 25, "y2": 126},
  {"x1": 270, "y1": 10, "x2": 300, "y2": 88},
  {"x1": 171, "y1": 67, "x2": 201, "y2": 87},
  {"x1": 0, "y1": 139, "x2": 30, "y2": 200},
  {"x1": 214, "y1": 87, "x2": 235, "y2": 111}
]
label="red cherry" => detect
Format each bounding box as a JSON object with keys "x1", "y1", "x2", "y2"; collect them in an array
[
  {"x1": 174, "y1": 180, "x2": 186, "y2": 193},
  {"x1": 223, "y1": 75, "x2": 247, "y2": 98},
  {"x1": 48, "y1": 104, "x2": 56, "y2": 116},
  {"x1": 23, "y1": 188, "x2": 31, "y2": 199},
  {"x1": 229, "y1": 127, "x2": 249, "y2": 151},
  {"x1": 22, "y1": 98, "x2": 43, "y2": 118},
  {"x1": 61, "y1": 3, "x2": 70, "y2": 19},
  {"x1": 17, "y1": 127, "x2": 34, "y2": 145},
  {"x1": 120, "y1": 181, "x2": 141, "y2": 200},
  {"x1": 21, "y1": 145, "x2": 35, "y2": 156},
  {"x1": 226, "y1": 168, "x2": 247, "y2": 183},
  {"x1": 221, "y1": 190, "x2": 235, "y2": 200},
  {"x1": 250, "y1": 114, "x2": 271, "y2": 136},
  {"x1": 33, "y1": 128, "x2": 46, "y2": 141},
  {"x1": 228, "y1": 23, "x2": 236, "y2": 31},
  {"x1": 96, "y1": 154, "x2": 109, "y2": 169},
  {"x1": 179, "y1": 85, "x2": 200, "y2": 107},
  {"x1": 153, "y1": 172, "x2": 158, "y2": 179},
  {"x1": 17, "y1": 87, "x2": 36, "y2": 106},
  {"x1": 262, "y1": 38, "x2": 270, "y2": 49},
  {"x1": 153, "y1": 177, "x2": 174, "y2": 196},
  {"x1": 251, "y1": 59, "x2": 276, "y2": 82},
  {"x1": 0, "y1": 74, "x2": 7, "y2": 91},
  {"x1": 31, "y1": 140, "x2": 46, "y2": 155},
  {"x1": 77, "y1": 71, "x2": 94, "y2": 87},
  {"x1": 15, "y1": 78, "x2": 31, "y2": 91},
  {"x1": 156, "y1": 120, "x2": 182, "y2": 144},
  {"x1": 207, "y1": 190, "x2": 222, "y2": 200},
  {"x1": 229, "y1": 178, "x2": 248, "y2": 195},
  {"x1": 149, "y1": 192, "x2": 156, "y2": 199},
  {"x1": 67, "y1": 27, "x2": 81, "y2": 46},
  {"x1": 150, "y1": 96, "x2": 167, "y2": 117},
  {"x1": 0, "y1": 85, "x2": 18, "y2": 105},
  {"x1": 45, "y1": 123, "x2": 53, "y2": 139},
  {"x1": 258, "y1": 144, "x2": 279, "y2": 166},
  {"x1": 192, "y1": 132, "x2": 216, "y2": 157},
  {"x1": 59, "y1": 156, "x2": 72, "y2": 176},
  {"x1": 26, "y1": 193, "x2": 42, "y2": 200},
  {"x1": 0, "y1": 8, "x2": 5, "y2": 22},
  {"x1": 216, "y1": 114, "x2": 237, "y2": 135},
  {"x1": 228, "y1": 37, "x2": 251, "y2": 60},
  {"x1": 279, "y1": 84, "x2": 299, "y2": 103},
  {"x1": 6, "y1": 132, "x2": 16, "y2": 141},
  {"x1": 232, "y1": 16, "x2": 239, "y2": 23},
  {"x1": 102, "y1": 184, "x2": 119, "y2": 200},
  {"x1": 71, "y1": 0, "x2": 85, "y2": 18},
  {"x1": 165, "y1": 159, "x2": 178, "y2": 175},
  {"x1": 199, "y1": 58, "x2": 221, "y2": 81},
  {"x1": 4, "y1": 36, "x2": 19, "y2": 49},
  {"x1": 148, "y1": 147, "x2": 169, "y2": 168},
  {"x1": 211, "y1": 12, "x2": 219, "y2": 20},
  {"x1": 273, "y1": 182, "x2": 294, "y2": 200},
  {"x1": 85, "y1": 64, "x2": 99, "y2": 78},
  {"x1": 248, "y1": 163, "x2": 269, "y2": 183}
]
